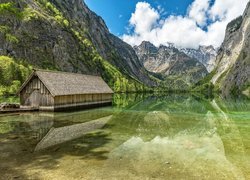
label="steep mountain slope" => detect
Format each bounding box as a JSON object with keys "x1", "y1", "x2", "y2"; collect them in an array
[
  {"x1": 0, "y1": 0, "x2": 157, "y2": 94},
  {"x1": 134, "y1": 41, "x2": 208, "y2": 89},
  {"x1": 180, "y1": 46, "x2": 217, "y2": 72},
  {"x1": 210, "y1": 3, "x2": 250, "y2": 96},
  {"x1": 49, "y1": 0, "x2": 154, "y2": 85}
]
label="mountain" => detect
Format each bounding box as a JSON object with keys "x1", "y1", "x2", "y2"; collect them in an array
[
  {"x1": 0, "y1": 0, "x2": 157, "y2": 94},
  {"x1": 209, "y1": 3, "x2": 250, "y2": 96},
  {"x1": 180, "y1": 46, "x2": 217, "y2": 72},
  {"x1": 134, "y1": 41, "x2": 208, "y2": 90}
]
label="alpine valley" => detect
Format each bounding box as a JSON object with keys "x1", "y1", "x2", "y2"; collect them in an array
[
  {"x1": 0, "y1": 0, "x2": 249, "y2": 96},
  {"x1": 0, "y1": 1, "x2": 250, "y2": 180}
]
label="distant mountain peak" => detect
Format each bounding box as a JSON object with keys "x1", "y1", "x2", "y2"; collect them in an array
[
  {"x1": 134, "y1": 42, "x2": 208, "y2": 89},
  {"x1": 136, "y1": 41, "x2": 217, "y2": 72},
  {"x1": 179, "y1": 45, "x2": 217, "y2": 72}
]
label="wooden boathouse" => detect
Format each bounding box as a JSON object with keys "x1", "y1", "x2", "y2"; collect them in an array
[{"x1": 17, "y1": 69, "x2": 114, "y2": 111}]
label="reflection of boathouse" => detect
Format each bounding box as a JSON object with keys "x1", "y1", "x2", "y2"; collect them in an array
[{"x1": 17, "y1": 69, "x2": 114, "y2": 111}]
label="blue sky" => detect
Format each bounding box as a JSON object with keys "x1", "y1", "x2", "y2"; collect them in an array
[
  {"x1": 84, "y1": 0, "x2": 248, "y2": 48},
  {"x1": 85, "y1": 0, "x2": 194, "y2": 36}
]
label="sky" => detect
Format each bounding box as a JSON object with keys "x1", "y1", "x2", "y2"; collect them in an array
[{"x1": 85, "y1": 0, "x2": 249, "y2": 49}]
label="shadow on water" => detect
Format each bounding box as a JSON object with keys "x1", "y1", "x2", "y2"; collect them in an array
[{"x1": 0, "y1": 93, "x2": 249, "y2": 179}]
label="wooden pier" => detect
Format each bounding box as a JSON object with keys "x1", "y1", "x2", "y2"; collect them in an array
[{"x1": 0, "y1": 107, "x2": 39, "y2": 114}]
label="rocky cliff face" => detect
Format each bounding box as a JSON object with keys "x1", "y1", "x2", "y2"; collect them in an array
[
  {"x1": 211, "y1": 3, "x2": 250, "y2": 96},
  {"x1": 50, "y1": 0, "x2": 154, "y2": 85},
  {"x1": 134, "y1": 41, "x2": 208, "y2": 89},
  {"x1": 180, "y1": 46, "x2": 217, "y2": 72},
  {"x1": 0, "y1": 0, "x2": 156, "y2": 92}
]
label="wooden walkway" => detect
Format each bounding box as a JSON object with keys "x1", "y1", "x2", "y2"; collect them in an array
[{"x1": 0, "y1": 107, "x2": 39, "y2": 114}]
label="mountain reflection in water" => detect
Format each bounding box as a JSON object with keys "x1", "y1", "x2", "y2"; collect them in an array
[{"x1": 0, "y1": 93, "x2": 249, "y2": 179}]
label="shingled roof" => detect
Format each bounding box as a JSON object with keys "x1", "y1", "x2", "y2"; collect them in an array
[{"x1": 18, "y1": 69, "x2": 114, "y2": 96}]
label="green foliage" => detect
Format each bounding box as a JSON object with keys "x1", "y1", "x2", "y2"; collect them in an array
[
  {"x1": 0, "y1": 25, "x2": 9, "y2": 33},
  {"x1": 45, "y1": 2, "x2": 60, "y2": 14},
  {"x1": 230, "y1": 85, "x2": 241, "y2": 96},
  {"x1": 0, "y1": 25, "x2": 19, "y2": 44},
  {"x1": 0, "y1": 96, "x2": 19, "y2": 103},
  {"x1": 0, "y1": 56, "x2": 32, "y2": 96},
  {"x1": 151, "y1": 74, "x2": 194, "y2": 93},
  {"x1": 0, "y1": 2, "x2": 14, "y2": 12},
  {"x1": 191, "y1": 69, "x2": 219, "y2": 95},
  {"x1": 197, "y1": 69, "x2": 217, "y2": 86},
  {"x1": 0, "y1": 2, "x2": 41, "y2": 21},
  {"x1": 192, "y1": 82, "x2": 215, "y2": 95},
  {"x1": 62, "y1": 19, "x2": 69, "y2": 27},
  {"x1": 9, "y1": 80, "x2": 21, "y2": 95},
  {"x1": 35, "y1": 0, "x2": 69, "y2": 27},
  {"x1": 22, "y1": 7, "x2": 41, "y2": 21},
  {"x1": 0, "y1": 2, "x2": 21, "y2": 18},
  {"x1": 93, "y1": 54, "x2": 147, "y2": 92},
  {"x1": 5, "y1": 33, "x2": 19, "y2": 43}
]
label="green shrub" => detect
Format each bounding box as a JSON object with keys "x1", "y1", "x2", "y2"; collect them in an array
[
  {"x1": 0, "y1": 25, "x2": 9, "y2": 33},
  {"x1": 63, "y1": 19, "x2": 69, "y2": 27},
  {"x1": 35, "y1": 0, "x2": 69, "y2": 27},
  {"x1": 0, "y1": 25, "x2": 19, "y2": 44},
  {"x1": 22, "y1": 7, "x2": 41, "y2": 21},
  {"x1": 0, "y1": 2, "x2": 22, "y2": 18},
  {"x1": 5, "y1": 33, "x2": 19, "y2": 43},
  {"x1": 0, "y1": 56, "x2": 32, "y2": 95}
]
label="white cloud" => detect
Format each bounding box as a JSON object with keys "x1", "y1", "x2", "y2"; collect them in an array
[
  {"x1": 129, "y1": 2, "x2": 159, "y2": 34},
  {"x1": 209, "y1": 0, "x2": 249, "y2": 21},
  {"x1": 188, "y1": 0, "x2": 210, "y2": 26},
  {"x1": 157, "y1": 16, "x2": 207, "y2": 48},
  {"x1": 122, "y1": 0, "x2": 249, "y2": 49}
]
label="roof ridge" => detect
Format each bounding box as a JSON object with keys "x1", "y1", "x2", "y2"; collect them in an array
[{"x1": 33, "y1": 69, "x2": 101, "y2": 78}]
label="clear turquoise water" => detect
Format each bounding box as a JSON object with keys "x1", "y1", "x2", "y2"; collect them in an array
[{"x1": 0, "y1": 94, "x2": 249, "y2": 179}]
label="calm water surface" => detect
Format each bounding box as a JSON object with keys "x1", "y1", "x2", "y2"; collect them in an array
[{"x1": 0, "y1": 94, "x2": 249, "y2": 179}]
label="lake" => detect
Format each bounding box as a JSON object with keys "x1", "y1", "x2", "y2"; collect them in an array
[{"x1": 0, "y1": 94, "x2": 249, "y2": 179}]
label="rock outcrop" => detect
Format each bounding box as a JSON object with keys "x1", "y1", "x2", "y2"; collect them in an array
[{"x1": 211, "y1": 3, "x2": 250, "y2": 95}]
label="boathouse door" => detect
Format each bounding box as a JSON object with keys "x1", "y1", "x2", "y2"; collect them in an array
[{"x1": 29, "y1": 90, "x2": 41, "y2": 108}]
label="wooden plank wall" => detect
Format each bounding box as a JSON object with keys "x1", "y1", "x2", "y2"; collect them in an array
[
  {"x1": 20, "y1": 76, "x2": 54, "y2": 106},
  {"x1": 54, "y1": 94, "x2": 113, "y2": 106}
]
